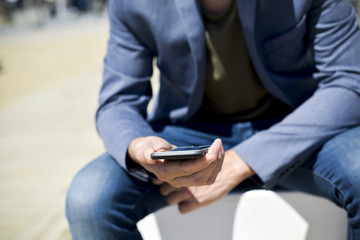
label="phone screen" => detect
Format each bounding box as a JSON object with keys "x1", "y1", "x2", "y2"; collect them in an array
[{"x1": 172, "y1": 145, "x2": 211, "y2": 152}]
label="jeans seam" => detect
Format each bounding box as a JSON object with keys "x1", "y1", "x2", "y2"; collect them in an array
[{"x1": 300, "y1": 167, "x2": 345, "y2": 208}]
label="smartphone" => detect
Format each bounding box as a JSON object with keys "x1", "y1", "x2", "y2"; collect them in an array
[{"x1": 150, "y1": 145, "x2": 210, "y2": 160}]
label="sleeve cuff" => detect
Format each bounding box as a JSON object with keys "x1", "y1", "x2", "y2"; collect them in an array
[{"x1": 126, "y1": 153, "x2": 157, "y2": 182}]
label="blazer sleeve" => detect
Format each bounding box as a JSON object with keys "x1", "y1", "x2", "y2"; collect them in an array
[
  {"x1": 234, "y1": 0, "x2": 360, "y2": 189},
  {"x1": 96, "y1": 0, "x2": 156, "y2": 173}
]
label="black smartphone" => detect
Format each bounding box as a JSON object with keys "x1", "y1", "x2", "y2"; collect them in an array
[{"x1": 150, "y1": 145, "x2": 210, "y2": 160}]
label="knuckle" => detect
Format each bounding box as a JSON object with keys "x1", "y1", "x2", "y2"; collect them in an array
[
  {"x1": 206, "y1": 177, "x2": 216, "y2": 185},
  {"x1": 171, "y1": 181, "x2": 182, "y2": 188},
  {"x1": 156, "y1": 171, "x2": 170, "y2": 182},
  {"x1": 202, "y1": 179, "x2": 211, "y2": 185},
  {"x1": 175, "y1": 188, "x2": 190, "y2": 199},
  {"x1": 183, "y1": 189, "x2": 192, "y2": 198},
  {"x1": 172, "y1": 180, "x2": 190, "y2": 188},
  {"x1": 179, "y1": 207, "x2": 188, "y2": 214},
  {"x1": 159, "y1": 187, "x2": 166, "y2": 195},
  {"x1": 192, "y1": 175, "x2": 208, "y2": 186},
  {"x1": 180, "y1": 161, "x2": 190, "y2": 176}
]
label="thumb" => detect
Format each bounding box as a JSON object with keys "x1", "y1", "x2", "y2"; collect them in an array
[{"x1": 144, "y1": 147, "x2": 157, "y2": 164}]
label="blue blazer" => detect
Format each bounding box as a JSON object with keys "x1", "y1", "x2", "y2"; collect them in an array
[{"x1": 97, "y1": 0, "x2": 360, "y2": 188}]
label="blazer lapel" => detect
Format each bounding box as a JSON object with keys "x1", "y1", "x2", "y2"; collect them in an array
[
  {"x1": 174, "y1": 0, "x2": 207, "y2": 117},
  {"x1": 237, "y1": 0, "x2": 290, "y2": 105},
  {"x1": 173, "y1": 0, "x2": 291, "y2": 113}
]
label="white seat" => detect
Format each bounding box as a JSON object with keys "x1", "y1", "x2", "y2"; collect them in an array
[
  {"x1": 140, "y1": 191, "x2": 346, "y2": 240},
  {"x1": 138, "y1": 213, "x2": 162, "y2": 240},
  {"x1": 232, "y1": 190, "x2": 309, "y2": 240},
  {"x1": 138, "y1": 191, "x2": 309, "y2": 240}
]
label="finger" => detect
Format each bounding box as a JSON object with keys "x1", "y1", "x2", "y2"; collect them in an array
[
  {"x1": 166, "y1": 188, "x2": 192, "y2": 205},
  {"x1": 152, "y1": 178, "x2": 164, "y2": 185},
  {"x1": 129, "y1": 137, "x2": 173, "y2": 165},
  {"x1": 206, "y1": 139, "x2": 225, "y2": 178},
  {"x1": 207, "y1": 138, "x2": 222, "y2": 156},
  {"x1": 206, "y1": 156, "x2": 223, "y2": 185},
  {"x1": 145, "y1": 144, "x2": 174, "y2": 164},
  {"x1": 169, "y1": 161, "x2": 217, "y2": 187},
  {"x1": 144, "y1": 147, "x2": 158, "y2": 164},
  {"x1": 157, "y1": 139, "x2": 223, "y2": 178},
  {"x1": 186, "y1": 143, "x2": 224, "y2": 186},
  {"x1": 150, "y1": 157, "x2": 211, "y2": 182},
  {"x1": 169, "y1": 140, "x2": 224, "y2": 187},
  {"x1": 178, "y1": 198, "x2": 200, "y2": 214},
  {"x1": 159, "y1": 183, "x2": 182, "y2": 196},
  {"x1": 206, "y1": 144, "x2": 225, "y2": 184}
]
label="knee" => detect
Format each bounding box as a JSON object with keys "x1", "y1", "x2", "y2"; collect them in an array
[
  {"x1": 65, "y1": 169, "x2": 107, "y2": 227},
  {"x1": 342, "y1": 176, "x2": 360, "y2": 232},
  {"x1": 323, "y1": 127, "x2": 360, "y2": 229},
  {"x1": 66, "y1": 186, "x2": 89, "y2": 224},
  {"x1": 65, "y1": 155, "x2": 142, "y2": 232},
  {"x1": 65, "y1": 155, "x2": 121, "y2": 229}
]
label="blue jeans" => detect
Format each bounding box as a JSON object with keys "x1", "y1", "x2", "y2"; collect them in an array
[{"x1": 66, "y1": 122, "x2": 360, "y2": 240}]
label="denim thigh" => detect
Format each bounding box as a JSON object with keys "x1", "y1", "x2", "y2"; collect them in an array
[
  {"x1": 277, "y1": 126, "x2": 360, "y2": 238},
  {"x1": 66, "y1": 153, "x2": 167, "y2": 240}
]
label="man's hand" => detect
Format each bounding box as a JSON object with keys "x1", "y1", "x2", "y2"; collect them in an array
[
  {"x1": 157, "y1": 150, "x2": 255, "y2": 213},
  {"x1": 128, "y1": 136, "x2": 175, "y2": 165},
  {"x1": 128, "y1": 137, "x2": 224, "y2": 188}
]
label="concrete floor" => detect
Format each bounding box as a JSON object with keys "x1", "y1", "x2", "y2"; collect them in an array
[{"x1": 0, "y1": 14, "x2": 108, "y2": 239}]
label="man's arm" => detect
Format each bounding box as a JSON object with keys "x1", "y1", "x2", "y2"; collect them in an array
[
  {"x1": 96, "y1": 0, "x2": 156, "y2": 174},
  {"x1": 97, "y1": 0, "x2": 226, "y2": 186},
  {"x1": 235, "y1": 0, "x2": 360, "y2": 189}
]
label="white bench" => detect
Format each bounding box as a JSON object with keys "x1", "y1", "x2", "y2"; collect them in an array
[{"x1": 138, "y1": 190, "x2": 347, "y2": 240}]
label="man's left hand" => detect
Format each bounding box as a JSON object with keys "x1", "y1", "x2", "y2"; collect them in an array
[{"x1": 154, "y1": 149, "x2": 255, "y2": 213}]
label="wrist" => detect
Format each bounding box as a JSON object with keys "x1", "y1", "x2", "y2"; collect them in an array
[{"x1": 225, "y1": 149, "x2": 255, "y2": 183}]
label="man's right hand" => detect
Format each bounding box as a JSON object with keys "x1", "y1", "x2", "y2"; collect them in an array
[{"x1": 127, "y1": 137, "x2": 225, "y2": 188}]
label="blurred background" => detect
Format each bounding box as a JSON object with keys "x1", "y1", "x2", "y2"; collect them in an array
[
  {"x1": 0, "y1": 0, "x2": 107, "y2": 239},
  {"x1": 0, "y1": 1, "x2": 359, "y2": 240}
]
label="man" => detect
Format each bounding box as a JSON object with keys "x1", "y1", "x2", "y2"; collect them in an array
[{"x1": 66, "y1": 0, "x2": 360, "y2": 239}]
